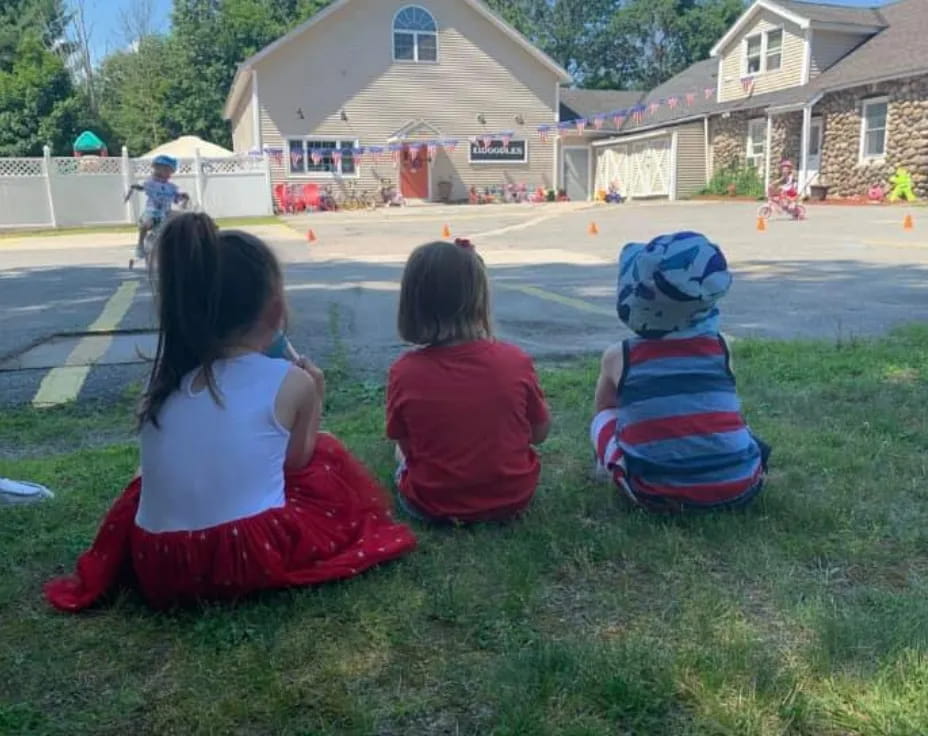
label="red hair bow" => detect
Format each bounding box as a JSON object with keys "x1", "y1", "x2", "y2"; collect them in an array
[{"x1": 454, "y1": 238, "x2": 474, "y2": 250}]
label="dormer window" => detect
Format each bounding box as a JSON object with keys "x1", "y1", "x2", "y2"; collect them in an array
[
  {"x1": 745, "y1": 28, "x2": 783, "y2": 76},
  {"x1": 766, "y1": 29, "x2": 782, "y2": 72},
  {"x1": 746, "y1": 34, "x2": 762, "y2": 74},
  {"x1": 393, "y1": 6, "x2": 438, "y2": 63}
]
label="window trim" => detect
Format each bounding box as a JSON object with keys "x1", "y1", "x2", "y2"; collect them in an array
[
  {"x1": 765, "y1": 28, "x2": 783, "y2": 73},
  {"x1": 392, "y1": 5, "x2": 439, "y2": 64},
  {"x1": 743, "y1": 27, "x2": 784, "y2": 77},
  {"x1": 859, "y1": 96, "x2": 889, "y2": 163},
  {"x1": 744, "y1": 33, "x2": 763, "y2": 76},
  {"x1": 286, "y1": 136, "x2": 360, "y2": 178},
  {"x1": 746, "y1": 117, "x2": 767, "y2": 168}
]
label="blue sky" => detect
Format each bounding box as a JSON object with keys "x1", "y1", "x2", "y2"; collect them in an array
[
  {"x1": 76, "y1": 0, "x2": 172, "y2": 62},
  {"x1": 77, "y1": 0, "x2": 895, "y2": 63}
]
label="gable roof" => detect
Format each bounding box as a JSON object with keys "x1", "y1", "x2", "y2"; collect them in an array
[
  {"x1": 710, "y1": 0, "x2": 886, "y2": 57},
  {"x1": 599, "y1": 0, "x2": 927, "y2": 140},
  {"x1": 223, "y1": 0, "x2": 571, "y2": 120}
]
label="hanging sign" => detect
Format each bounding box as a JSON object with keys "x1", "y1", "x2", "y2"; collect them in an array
[{"x1": 469, "y1": 138, "x2": 528, "y2": 163}]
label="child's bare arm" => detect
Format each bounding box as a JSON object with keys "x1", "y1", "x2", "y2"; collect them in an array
[
  {"x1": 278, "y1": 360, "x2": 324, "y2": 470},
  {"x1": 594, "y1": 344, "x2": 624, "y2": 413}
]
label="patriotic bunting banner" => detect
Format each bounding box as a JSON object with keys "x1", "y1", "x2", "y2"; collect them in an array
[
  {"x1": 332, "y1": 150, "x2": 343, "y2": 165},
  {"x1": 575, "y1": 118, "x2": 587, "y2": 134},
  {"x1": 592, "y1": 115, "x2": 605, "y2": 130},
  {"x1": 310, "y1": 150, "x2": 322, "y2": 166},
  {"x1": 427, "y1": 143, "x2": 438, "y2": 157},
  {"x1": 445, "y1": 140, "x2": 458, "y2": 154},
  {"x1": 741, "y1": 77, "x2": 755, "y2": 94},
  {"x1": 612, "y1": 112, "x2": 626, "y2": 128},
  {"x1": 408, "y1": 145, "x2": 420, "y2": 161},
  {"x1": 632, "y1": 107, "x2": 644, "y2": 124},
  {"x1": 668, "y1": 96, "x2": 679, "y2": 109},
  {"x1": 501, "y1": 132, "x2": 513, "y2": 146},
  {"x1": 480, "y1": 135, "x2": 493, "y2": 148},
  {"x1": 291, "y1": 150, "x2": 302, "y2": 168},
  {"x1": 649, "y1": 101, "x2": 661, "y2": 115},
  {"x1": 686, "y1": 92, "x2": 697, "y2": 106},
  {"x1": 265, "y1": 147, "x2": 283, "y2": 166},
  {"x1": 705, "y1": 87, "x2": 715, "y2": 100},
  {"x1": 537, "y1": 126, "x2": 550, "y2": 143}
]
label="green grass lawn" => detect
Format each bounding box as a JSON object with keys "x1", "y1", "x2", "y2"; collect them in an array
[{"x1": 2, "y1": 328, "x2": 928, "y2": 735}]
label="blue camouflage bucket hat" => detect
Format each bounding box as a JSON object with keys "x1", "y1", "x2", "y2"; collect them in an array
[{"x1": 617, "y1": 231, "x2": 732, "y2": 339}]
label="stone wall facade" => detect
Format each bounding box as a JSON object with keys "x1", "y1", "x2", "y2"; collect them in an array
[
  {"x1": 769, "y1": 111, "x2": 802, "y2": 182},
  {"x1": 710, "y1": 112, "x2": 752, "y2": 172},
  {"x1": 816, "y1": 75, "x2": 928, "y2": 198}
]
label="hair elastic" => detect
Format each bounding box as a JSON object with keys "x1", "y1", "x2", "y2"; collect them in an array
[{"x1": 454, "y1": 238, "x2": 475, "y2": 250}]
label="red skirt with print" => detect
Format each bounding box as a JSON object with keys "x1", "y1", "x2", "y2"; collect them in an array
[{"x1": 45, "y1": 434, "x2": 417, "y2": 612}]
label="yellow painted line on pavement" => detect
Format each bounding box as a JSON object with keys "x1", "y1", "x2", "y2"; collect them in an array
[
  {"x1": 496, "y1": 283, "x2": 615, "y2": 317},
  {"x1": 32, "y1": 280, "x2": 140, "y2": 407}
]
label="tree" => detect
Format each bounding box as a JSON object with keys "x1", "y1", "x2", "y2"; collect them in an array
[
  {"x1": 97, "y1": 36, "x2": 176, "y2": 155},
  {"x1": 0, "y1": 0, "x2": 71, "y2": 70},
  {"x1": 0, "y1": 31, "x2": 82, "y2": 155}
]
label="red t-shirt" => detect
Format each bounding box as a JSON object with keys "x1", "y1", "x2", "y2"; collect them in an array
[{"x1": 386, "y1": 340, "x2": 550, "y2": 522}]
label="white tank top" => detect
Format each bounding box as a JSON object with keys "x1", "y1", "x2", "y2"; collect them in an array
[{"x1": 136, "y1": 354, "x2": 292, "y2": 533}]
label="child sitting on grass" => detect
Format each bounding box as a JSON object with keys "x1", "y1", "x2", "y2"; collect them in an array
[
  {"x1": 45, "y1": 213, "x2": 415, "y2": 612},
  {"x1": 591, "y1": 232, "x2": 770, "y2": 513},
  {"x1": 386, "y1": 239, "x2": 551, "y2": 523}
]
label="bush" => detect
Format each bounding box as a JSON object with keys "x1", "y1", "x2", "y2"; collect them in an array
[{"x1": 702, "y1": 163, "x2": 766, "y2": 199}]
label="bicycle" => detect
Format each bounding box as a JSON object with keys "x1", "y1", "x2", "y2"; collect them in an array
[
  {"x1": 124, "y1": 186, "x2": 191, "y2": 270},
  {"x1": 758, "y1": 188, "x2": 806, "y2": 221}
]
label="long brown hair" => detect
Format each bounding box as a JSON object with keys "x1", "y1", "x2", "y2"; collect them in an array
[
  {"x1": 138, "y1": 212, "x2": 282, "y2": 428},
  {"x1": 398, "y1": 240, "x2": 491, "y2": 346}
]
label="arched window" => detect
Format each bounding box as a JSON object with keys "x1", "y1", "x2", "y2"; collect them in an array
[{"x1": 393, "y1": 6, "x2": 438, "y2": 63}]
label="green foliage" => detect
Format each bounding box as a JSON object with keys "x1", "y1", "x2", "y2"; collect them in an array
[
  {"x1": 0, "y1": 31, "x2": 80, "y2": 155},
  {"x1": 703, "y1": 163, "x2": 766, "y2": 199}
]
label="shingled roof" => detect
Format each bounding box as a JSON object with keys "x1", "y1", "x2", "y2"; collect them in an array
[
  {"x1": 595, "y1": 0, "x2": 928, "y2": 138},
  {"x1": 774, "y1": 0, "x2": 888, "y2": 28}
]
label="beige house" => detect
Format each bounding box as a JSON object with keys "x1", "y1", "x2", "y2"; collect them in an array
[
  {"x1": 582, "y1": 0, "x2": 928, "y2": 201},
  {"x1": 224, "y1": 0, "x2": 571, "y2": 203}
]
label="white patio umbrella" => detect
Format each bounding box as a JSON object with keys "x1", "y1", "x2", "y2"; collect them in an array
[{"x1": 141, "y1": 135, "x2": 235, "y2": 159}]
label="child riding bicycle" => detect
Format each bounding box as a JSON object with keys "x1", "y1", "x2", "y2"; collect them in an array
[
  {"x1": 127, "y1": 154, "x2": 190, "y2": 269},
  {"x1": 759, "y1": 159, "x2": 805, "y2": 221}
]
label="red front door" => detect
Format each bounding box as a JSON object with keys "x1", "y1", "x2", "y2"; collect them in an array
[{"x1": 400, "y1": 145, "x2": 429, "y2": 199}]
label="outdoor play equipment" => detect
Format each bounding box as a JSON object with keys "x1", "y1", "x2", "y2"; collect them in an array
[
  {"x1": 73, "y1": 130, "x2": 108, "y2": 157},
  {"x1": 889, "y1": 167, "x2": 917, "y2": 203},
  {"x1": 758, "y1": 188, "x2": 806, "y2": 222}
]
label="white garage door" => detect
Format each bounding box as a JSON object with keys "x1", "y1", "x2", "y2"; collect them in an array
[{"x1": 595, "y1": 135, "x2": 673, "y2": 199}]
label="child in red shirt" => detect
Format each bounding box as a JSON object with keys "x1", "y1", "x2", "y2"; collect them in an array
[{"x1": 386, "y1": 239, "x2": 551, "y2": 523}]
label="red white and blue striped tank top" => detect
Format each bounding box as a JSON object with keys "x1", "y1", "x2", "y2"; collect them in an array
[{"x1": 616, "y1": 334, "x2": 763, "y2": 505}]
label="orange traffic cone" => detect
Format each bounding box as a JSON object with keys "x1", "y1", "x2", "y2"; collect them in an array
[
  {"x1": 588, "y1": 222, "x2": 599, "y2": 236},
  {"x1": 904, "y1": 214, "x2": 914, "y2": 231},
  {"x1": 307, "y1": 229, "x2": 317, "y2": 243},
  {"x1": 756, "y1": 216, "x2": 767, "y2": 232},
  {"x1": 442, "y1": 224, "x2": 451, "y2": 238}
]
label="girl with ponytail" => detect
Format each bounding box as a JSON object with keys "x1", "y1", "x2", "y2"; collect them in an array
[{"x1": 46, "y1": 213, "x2": 415, "y2": 611}]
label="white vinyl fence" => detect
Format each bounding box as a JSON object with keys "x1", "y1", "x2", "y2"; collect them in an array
[{"x1": 0, "y1": 146, "x2": 273, "y2": 229}]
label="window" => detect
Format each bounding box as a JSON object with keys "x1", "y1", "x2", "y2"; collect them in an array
[
  {"x1": 747, "y1": 118, "x2": 766, "y2": 169},
  {"x1": 745, "y1": 34, "x2": 762, "y2": 75},
  {"x1": 393, "y1": 6, "x2": 438, "y2": 62},
  {"x1": 765, "y1": 29, "x2": 782, "y2": 72},
  {"x1": 287, "y1": 139, "x2": 357, "y2": 176},
  {"x1": 860, "y1": 98, "x2": 888, "y2": 161}
]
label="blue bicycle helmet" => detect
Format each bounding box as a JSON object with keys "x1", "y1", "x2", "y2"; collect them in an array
[{"x1": 152, "y1": 154, "x2": 178, "y2": 171}]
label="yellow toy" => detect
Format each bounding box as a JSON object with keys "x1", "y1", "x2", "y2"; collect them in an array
[{"x1": 889, "y1": 167, "x2": 917, "y2": 203}]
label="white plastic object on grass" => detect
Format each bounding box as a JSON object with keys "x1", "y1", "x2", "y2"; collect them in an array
[{"x1": 0, "y1": 477, "x2": 54, "y2": 506}]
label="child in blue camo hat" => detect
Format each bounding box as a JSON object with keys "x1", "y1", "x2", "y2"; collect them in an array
[{"x1": 591, "y1": 231, "x2": 770, "y2": 513}]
